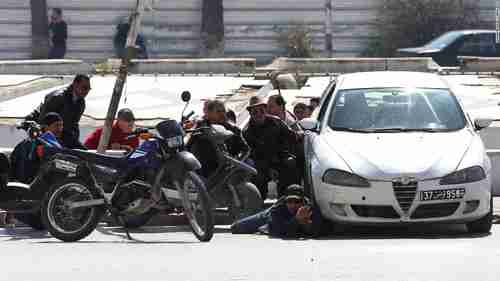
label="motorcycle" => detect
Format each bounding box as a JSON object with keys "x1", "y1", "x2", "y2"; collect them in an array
[
  {"x1": 0, "y1": 121, "x2": 66, "y2": 230},
  {"x1": 187, "y1": 124, "x2": 262, "y2": 222},
  {"x1": 40, "y1": 91, "x2": 214, "y2": 242}
]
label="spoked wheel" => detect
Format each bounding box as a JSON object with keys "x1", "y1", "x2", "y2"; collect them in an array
[
  {"x1": 176, "y1": 171, "x2": 214, "y2": 242},
  {"x1": 228, "y1": 182, "x2": 263, "y2": 222},
  {"x1": 41, "y1": 179, "x2": 105, "y2": 242}
]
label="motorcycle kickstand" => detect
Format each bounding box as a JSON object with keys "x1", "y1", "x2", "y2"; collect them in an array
[{"x1": 113, "y1": 213, "x2": 133, "y2": 241}]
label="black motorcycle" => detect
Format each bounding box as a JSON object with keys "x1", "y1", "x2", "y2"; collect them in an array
[
  {"x1": 0, "y1": 121, "x2": 68, "y2": 230},
  {"x1": 187, "y1": 124, "x2": 263, "y2": 222},
  {"x1": 39, "y1": 91, "x2": 214, "y2": 242}
]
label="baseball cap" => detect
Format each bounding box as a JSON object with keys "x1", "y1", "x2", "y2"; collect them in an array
[{"x1": 285, "y1": 184, "x2": 305, "y2": 201}]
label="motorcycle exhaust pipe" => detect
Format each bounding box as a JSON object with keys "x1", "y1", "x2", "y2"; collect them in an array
[{"x1": 68, "y1": 199, "x2": 106, "y2": 210}]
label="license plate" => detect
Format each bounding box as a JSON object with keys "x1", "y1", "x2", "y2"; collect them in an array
[{"x1": 420, "y1": 188, "x2": 465, "y2": 201}]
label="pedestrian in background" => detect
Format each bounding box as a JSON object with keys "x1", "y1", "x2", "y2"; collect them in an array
[{"x1": 48, "y1": 8, "x2": 67, "y2": 59}]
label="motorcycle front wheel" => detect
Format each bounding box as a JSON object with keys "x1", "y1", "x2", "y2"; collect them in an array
[
  {"x1": 228, "y1": 182, "x2": 263, "y2": 222},
  {"x1": 41, "y1": 179, "x2": 105, "y2": 242},
  {"x1": 176, "y1": 171, "x2": 214, "y2": 242}
]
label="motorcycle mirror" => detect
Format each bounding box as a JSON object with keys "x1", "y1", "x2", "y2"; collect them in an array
[{"x1": 181, "y1": 91, "x2": 191, "y2": 103}]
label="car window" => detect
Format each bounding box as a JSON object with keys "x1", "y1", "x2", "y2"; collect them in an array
[
  {"x1": 328, "y1": 88, "x2": 466, "y2": 132},
  {"x1": 425, "y1": 31, "x2": 463, "y2": 49},
  {"x1": 478, "y1": 34, "x2": 496, "y2": 56},
  {"x1": 316, "y1": 82, "x2": 336, "y2": 122},
  {"x1": 457, "y1": 34, "x2": 480, "y2": 55}
]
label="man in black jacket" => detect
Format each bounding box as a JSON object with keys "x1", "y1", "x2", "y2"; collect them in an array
[
  {"x1": 231, "y1": 184, "x2": 329, "y2": 238},
  {"x1": 190, "y1": 100, "x2": 249, "y2": 178},
  {"x1": 25, "y1": 74, "x2": 90, "y2": 149},
  {"x1": 243, "y1": 96, "x2": 299, "y2": 199}
]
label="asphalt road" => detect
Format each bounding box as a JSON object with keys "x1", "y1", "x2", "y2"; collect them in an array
[{"x1": 1, "y1": 222, "x2": 499, "y2": 281}]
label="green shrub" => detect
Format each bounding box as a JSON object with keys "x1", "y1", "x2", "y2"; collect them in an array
[{"x1": 279, "y1": 24, "x2": 316, "y2": 58}]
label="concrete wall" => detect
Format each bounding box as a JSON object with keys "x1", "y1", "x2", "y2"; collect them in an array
[
  {"x1": 270, "y1": 57, "x2": 432, "y2": 73},
  {"x1": 0, "y1": 0, "x2": 497, "y2": 62}
]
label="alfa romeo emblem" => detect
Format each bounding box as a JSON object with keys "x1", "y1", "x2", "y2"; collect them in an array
[{"x1": 394, "y1": 176, "x2": 415, "y2": 185}]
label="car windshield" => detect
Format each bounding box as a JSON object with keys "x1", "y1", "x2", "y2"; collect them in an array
[
  {"x1": 424, "y1": 31, "x2": 463, "y2": 49},
  {"x1": 328, "y1": 88, "x2": 466, "y2": 132}
]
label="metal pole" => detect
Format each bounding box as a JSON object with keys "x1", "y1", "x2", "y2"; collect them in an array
[
  {"x1": 325, "y1": 0, "x2": 333, "y2": 57},
  {"x1": 97, "y1": 0, "x2": 145, "y2": 153},
  {"x1": 496, "y1": 1, "x2": 500, "y2": 44}
]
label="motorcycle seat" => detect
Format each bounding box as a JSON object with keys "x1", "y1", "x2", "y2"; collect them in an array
[{"x1": 66, "y1": 149, "x2": 128, "y2": 168}]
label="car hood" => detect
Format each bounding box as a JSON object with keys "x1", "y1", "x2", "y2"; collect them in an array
[{"x1": 321, "y1": 128, "x2": 474, "y2": 181}]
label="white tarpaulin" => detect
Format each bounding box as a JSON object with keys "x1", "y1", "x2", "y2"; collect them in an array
[{"x1": 0, "y1": 75, "x2": 256, "y2": 121}]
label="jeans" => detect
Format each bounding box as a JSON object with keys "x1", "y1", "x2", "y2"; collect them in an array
[
  {"x1": 231, "y1": 208, "x2": 271, "y2": 234},
  {"x1": 49, "y1": 45, "x2": 66, "y2": 59}
]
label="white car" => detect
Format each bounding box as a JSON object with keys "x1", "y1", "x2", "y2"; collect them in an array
[{"x1": 300, "y1": 71, "x2": 493, "y2": 233}]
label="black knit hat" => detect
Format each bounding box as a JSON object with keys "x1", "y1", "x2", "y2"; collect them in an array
[{"x1": 41, "y1": 112, "x2": 62, "y2": 126}]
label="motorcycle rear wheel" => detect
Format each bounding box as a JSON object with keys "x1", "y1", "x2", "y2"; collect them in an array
[
  {"x1": 177, "y1": 171, "x2": 214, "y2": 242},
  {"x1": 41, "y1": 179, "x2": 105, "y2": 242}
]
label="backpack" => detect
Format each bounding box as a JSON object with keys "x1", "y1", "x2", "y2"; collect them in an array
[{"x1": 9, "y1": 138, "x2": 40, "y2": 184}]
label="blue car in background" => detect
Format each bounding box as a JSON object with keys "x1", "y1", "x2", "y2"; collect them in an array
[{"x1": 397, "y1": 30, "x2": 500, "y2": 66}]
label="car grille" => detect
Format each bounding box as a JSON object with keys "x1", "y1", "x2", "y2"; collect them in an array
[
  {"x1": 351, "y1": 205, "x2": 400, "y2": 219},
  {"x1": 393, "y1": 181, "x2": 418, "y2": 213},
  {"x1": 410, "y1": 202, "x2": 460, "y2": 219}
]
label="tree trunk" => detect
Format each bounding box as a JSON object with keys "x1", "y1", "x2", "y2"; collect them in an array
[
  {"x1": 200, "y1": 0, "x2": 224, "y2": 57},
  {"x1": 30, "y1": 0, "x2": 50, "y2": 59}
]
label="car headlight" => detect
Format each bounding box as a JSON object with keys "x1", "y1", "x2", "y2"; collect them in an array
[
  {"x1": 439, "y1": 166, "x2": 486, "y2": 185},
  {"x1": 322, "y1": 169, "x2": 370, "y2": 187},
  {"x1": 166, "y1": 135, "x2": 183, "y2": 149}
]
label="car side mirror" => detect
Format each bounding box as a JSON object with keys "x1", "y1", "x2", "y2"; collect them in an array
[
  {"x1": 474, "y1": 118, "x2": 493, "y2": 131},
  {"x1": 299, "y1": 118, "x2": 319, "y2": 132}
]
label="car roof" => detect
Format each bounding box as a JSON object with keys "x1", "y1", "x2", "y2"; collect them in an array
[
  {"x1": 336, "y1": 71, "x2": 449, "y2": 90},
  {"x1": 452, "y1": 29, "x2": 496, "y2": 35}
]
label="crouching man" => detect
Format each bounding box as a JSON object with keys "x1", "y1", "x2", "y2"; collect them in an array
[{"x1": 231, "y1": 185, "x2": 331, "y2": 238}]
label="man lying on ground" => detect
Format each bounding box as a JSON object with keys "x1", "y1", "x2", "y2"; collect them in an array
[{"x1": 231, "y1": 184, "x2": 332, "y2": 238}]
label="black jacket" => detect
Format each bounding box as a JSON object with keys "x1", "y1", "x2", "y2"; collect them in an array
[
  {"x1": 49, "y1": 21, "x2": 67, "y2": 47},
  {"x1": 189, "y1": 120, "x2": 249, "y2": 178},
  {"x1": 243, "y1": 115, "x2": 295, "y2": 163},
  {"x1": 25, "y1": 87, "x2": 85, "y2": 149},
  {"x1": 267, "y1": 197, "x2": 316, "y2": 238}
]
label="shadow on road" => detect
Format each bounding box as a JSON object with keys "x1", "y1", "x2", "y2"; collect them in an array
[
  {"x1": 313, "y1": 224, "x2": 491, "y2": 240},
  {"x1": 0, "y1": 227, "x2": 50, "y2": 242}
]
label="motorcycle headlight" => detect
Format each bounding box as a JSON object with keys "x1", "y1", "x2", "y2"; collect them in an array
[
  {"x1": 322, "y1": 169, "x2": 370, "y2": 187},
  {"x1": 439, "y1": 166, "x2": 486, "y2": 185},
  {"x1": 166, "y1": 135, "x2": 183, "y2": 149}
]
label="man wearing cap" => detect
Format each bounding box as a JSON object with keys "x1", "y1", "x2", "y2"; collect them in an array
[
  {"x1": 84, "y1": 108, "x2": 139, "y2": 151},
  {"x1": 243, "y1": 95, "x2": 299, "y2": 199},
  {"x1": 231, "y1": 184, "x2": 329, "y2": 238}
]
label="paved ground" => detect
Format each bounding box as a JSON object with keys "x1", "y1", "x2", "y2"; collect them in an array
[
  {"x1": 0, "y1": 224, "x2": 499, "y2": 281},
  {"x1": 0, "y1": 199, "x2": 499, "y2": 281}
]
